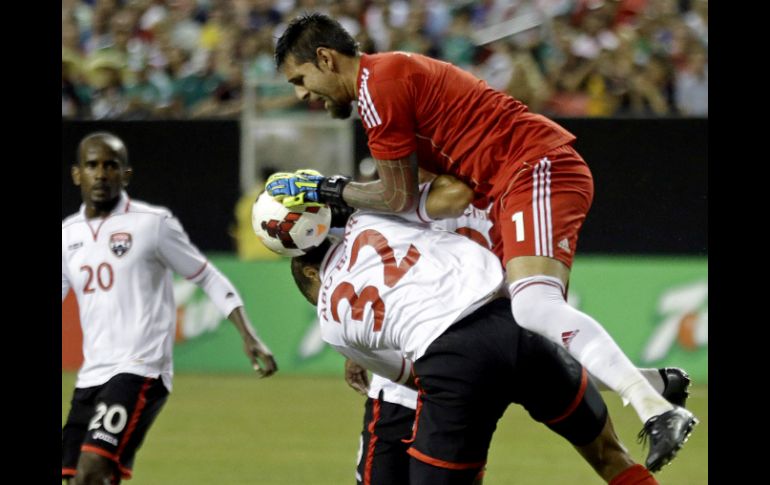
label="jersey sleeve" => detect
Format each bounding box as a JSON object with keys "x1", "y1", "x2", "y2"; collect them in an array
[
  {"x1": 62, "y1": 250, "x2": 72, "y2": 301},
  {"x1": 331, "y1": 344, "x2": 412, "y2": 385},
  {"x1": 390, "y1": 182, "x2": 433, "y2": 224},
  {"x1": 157, "y1": 214, "x2": 244, "y2": 317},
  {"x1": 156, "y1": 214, "x2": 208, "y2": 279},
  {"x1": 363, "y1": 77, "x2": 417, "y2": 161}
]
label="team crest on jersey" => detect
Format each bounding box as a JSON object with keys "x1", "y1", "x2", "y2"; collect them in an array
[{"x1": 109, "y1": 232, "x2": 132, "y2": 257}]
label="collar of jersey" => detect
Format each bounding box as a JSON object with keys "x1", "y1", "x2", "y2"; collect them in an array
[{"x1": 79, "y1": 190, "x2": 130, "y2": 220}]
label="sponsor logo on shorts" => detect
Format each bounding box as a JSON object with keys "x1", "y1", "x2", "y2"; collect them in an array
[
  {"x1": 92, "y1": 430, "x2": 118, "y2": 446},
  {"x1": 68, "y1": 242, "x2": 83, "y2": 251},
  {"x1": 558, "y1": 238, "x2": 571, "y2": 253}
]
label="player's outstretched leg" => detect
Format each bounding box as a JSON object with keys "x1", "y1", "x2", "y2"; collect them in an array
[
  {"x1": 509, "y1": 276, "x2": 677, "y2": 422},
  {"x1": 637, "y1": 406, "x2": 698, "y2": 473},
  {"x1": 509, "y1": 275, "x2": 698, "y2": 471},
  {"x1": 73, "y1": 452, "x2": 117, "y2": 485},
  {"x1": 574, "y1": 415, "x2": 658, "y2": 484},
  {"x1": 591, "y1": 367, "x2": 692, "y2": 408}
]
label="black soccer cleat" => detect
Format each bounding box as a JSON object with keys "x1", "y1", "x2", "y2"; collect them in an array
[
  {"x1": 638, "y1": 406, "x2": 698, "y2": 473},
  {"x1": 659, "y1": 367, "x2": 691, "y2": 408}
]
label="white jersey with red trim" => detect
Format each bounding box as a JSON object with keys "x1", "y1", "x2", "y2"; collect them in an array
[
  {"x1": 62, "y1": 192, "x2": 241, "y2": 391},
  {"x1": 368, "y1": 373, "x2": 418, "y2": 410},
  {"x1": 367, "y1": 199, "x2": 495, "y2": 409},
  {"x1": 318, "y1": 211, "x2": 503, "y2": 384},
  {"x1": 398, "y1": 181, "x2": 495, "y2": 252},
  {"x1": 431, "y1": 203, "x2": 494, "y2": 251}
]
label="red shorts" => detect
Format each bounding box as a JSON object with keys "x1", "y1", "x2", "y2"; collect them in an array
[{"x1": 488, "y1": 144, "x2": 594, "y2": 268}]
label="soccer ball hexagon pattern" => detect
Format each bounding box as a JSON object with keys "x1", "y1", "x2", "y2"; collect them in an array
[{"x1": 251, "y1": 191, "x2": 332, "y2": 256}]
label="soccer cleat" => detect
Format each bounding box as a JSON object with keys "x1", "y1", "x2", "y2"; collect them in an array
[
  {"x1": 638, "y1": 406, "x2": 698, "y2": 473},
  {"x1": 659, "y1": 367, "x2": 691, "y2": 407}
]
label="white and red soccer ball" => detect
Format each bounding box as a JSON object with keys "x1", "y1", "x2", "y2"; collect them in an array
[{"x1": 251, "y1": 191, "x2": 332, "y2": 256}]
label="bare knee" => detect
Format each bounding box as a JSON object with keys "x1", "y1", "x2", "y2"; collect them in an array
[
  {"x1": 73, "y1": 452, "x2": 116, "y2": 485},
  {"x1": 575, "y1": 416, "x2": 636, "y2": 482}
]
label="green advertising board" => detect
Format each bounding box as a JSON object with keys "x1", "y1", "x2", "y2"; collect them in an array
[{"x1": 172, "y1": 255, "x2": 707, "y2": 382}]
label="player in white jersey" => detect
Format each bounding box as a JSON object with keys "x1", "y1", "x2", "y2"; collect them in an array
[
  {"x1": 292, "y1": 209, "x2": 660, "y2": 485},
  {"x1": 347, "y1": 175, "x2": 493, "y2": 485},
  {"x1": 61, "y1": 132, "x2": 277, "y2": 484},
  {"x1": 343, "y1": 175, "x2": 687, "y2": 484}
]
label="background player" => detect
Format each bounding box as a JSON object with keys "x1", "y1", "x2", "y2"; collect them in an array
[{"x1": 61, "y1": 132, "x2": 277, "y2": 484}]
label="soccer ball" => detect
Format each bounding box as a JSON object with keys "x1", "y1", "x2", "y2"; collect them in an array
[{"x1": 251, "y1": 191, "x2": 332, "y2": 256}]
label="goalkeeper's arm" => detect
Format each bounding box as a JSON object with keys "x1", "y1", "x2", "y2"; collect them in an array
[
  {"x1": 340, "y1": 157, "x2": 419, "y2": 213},
  {"x1": 390, "y1": 175, "x2": 475, "y2": 224}
]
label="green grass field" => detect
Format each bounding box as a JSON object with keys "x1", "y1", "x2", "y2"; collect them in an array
[{"x1": 62, "y1": 372, "x2": 707, "y2": 484}]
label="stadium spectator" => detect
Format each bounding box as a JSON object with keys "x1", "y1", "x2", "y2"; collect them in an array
[
  {"x1": 674, "y1": 41, "x2": 707, "y2": 116},
  {"x1": 63, "y1": 19, "x2": 92, "y2": 119},
  {"x1": 86, "y1": 54, "x2": 130, "y2": 119},
  {"x1": 167, "y1": 0, "x2": 202, "y2": 53},
  {"x1": 198, "y1": 3, "x2": 230, "y2": 51},
  {"x1": 240, "y1": 29, "x2": 302, "y2": 113},
  {"x1": 627, "y1": 53, "x2": 673, "y2": 115},
  {"x1": 190, "y1": 60, "x2": 245, "y2": 117},
  {"x1": 63, "y1": 56, "x2": 92, "y2": 119},
  {"x1": 683, "y1": 0, "x2": 707, "y2": 46},
  {"x1": 266, "y1": 13, "x2": 697, "y2": 472},
  {"x1": 81, "y1": 4, "x2": 115, "y2": 55},
  {"x1": 438, "y1": 6, "x2": 476, "y2": 69},
  {"x1": 138, "y1": 0, "x2": 169, "y2": 36},
  {"x1": 62, "y1": 132, "x2": 277, "y2": 484},
  {"x1": 247, "y1": 0, "x2": 283, "y2": 32},
  {"x1": 171, "y1": 50, "x2": 225, "y2": 114},
  {"x1": 60, "y1": 0, "x2": 707, "y2": 119},
  {"x1": 123, "y1": 63, "x2": 164, "y2": 118},
  {"x1": 290, "y1": 207, "x2": 659, "y2": 485}
]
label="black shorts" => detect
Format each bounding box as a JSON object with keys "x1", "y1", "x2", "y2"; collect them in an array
[
  {"x1": 62, "y1": 373, "x2": 169, "y2": 480},
  {"x1": 356, "y1": 392, "x2": 415, "y2": 485},
  {"x1": 409, "y1": 298, "x2": 607, "y2": 474}
]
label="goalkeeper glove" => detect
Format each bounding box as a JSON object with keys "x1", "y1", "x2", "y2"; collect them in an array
[
  {"x1": 265, "y1": 171, "x2": 323, "y2": 207},
  {"x1": 266, "y1": 169, "x2": 351, "y2": 209}
]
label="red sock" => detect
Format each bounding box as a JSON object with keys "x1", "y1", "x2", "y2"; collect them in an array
[{"x1": 609, "y1": 464, "x2": 659, "y2": 485}]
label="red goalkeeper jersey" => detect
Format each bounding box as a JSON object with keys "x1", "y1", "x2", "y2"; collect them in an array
[{"x1": 356, "y1": 52, "x2": 576, "y2": 199}]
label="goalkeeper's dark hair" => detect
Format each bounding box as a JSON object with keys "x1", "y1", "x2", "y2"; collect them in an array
[
  {"x1": 291, "y1": 238, "x2": 332, "y2": 304},
  {"x1": 275, "y1": 13, "x2": 358, "y2": 69}
]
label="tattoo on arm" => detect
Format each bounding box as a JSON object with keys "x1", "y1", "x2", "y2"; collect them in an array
[{"x1": 342, "y1": 158, "x2": 418, "y2": 212}]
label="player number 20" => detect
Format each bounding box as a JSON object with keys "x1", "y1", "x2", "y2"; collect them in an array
[
  {"x1": 88, "y1": 403, "x2": 128, "y2": 434},
  {"x1": 80, "y1": 263, "x2": 114, "y2": 293}
]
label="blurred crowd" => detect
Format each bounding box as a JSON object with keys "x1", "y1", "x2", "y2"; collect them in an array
[{"x1": 62, "y1": 0, "x2": 708, "y2": 120}]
